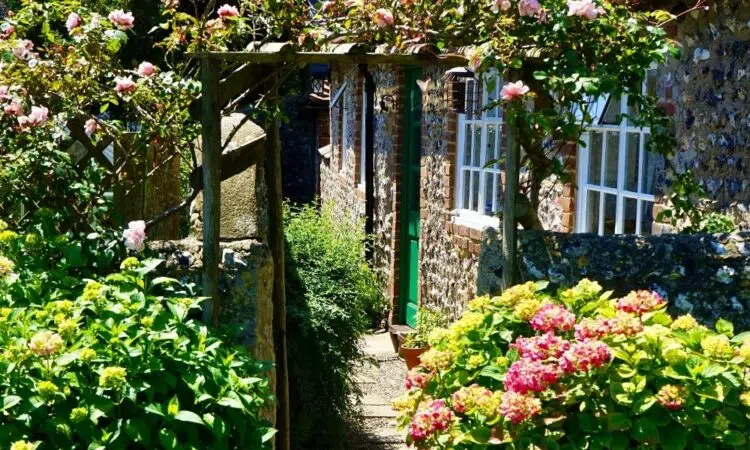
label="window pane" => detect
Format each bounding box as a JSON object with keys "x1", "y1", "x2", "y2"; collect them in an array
[
  {"x1": 641, "y1": 200, "x2": 654, "y2": 235},
  {"x1": 625, "y1": 133, "x2": 640, "y2": 192},
  {"x1": 586, "y1": 190, "x2": 600, "y2": 233},
  {"x1": 472, "y1": 125, "x2": 481, "y2": 166},
  {"x1": 494, "y1": 174, "x2": 502, "y2": 213},
  {"x1": 603, "y1": 193, "x2": 617, "y2": 235},
  {"x1": 587, "y1": 131, "x2": 603, "y2": 185},
  {"x1": 462, "y1": 170, "x2": 471, "y2": 209},
  {"x1": 642, "y1": 134, "x2": 663, "y2": 195},
  {"x1": 601, "y1": 96, "x2": 622, "y2": 125},
  {"x1": 485, "y1": 76, "x2": 498, "y2": 118},
  {"x1": 604, "y1": 132, "x2": 620, "y2": 188},
  {"x1": 484, "y1": 172, "x2": 494, "y2": 214},
  {"x1": 463, "y1": 124, "x2": 471, "y2": 166},
  {"x1": 486, "y1": 125, "x2": 497, "y2": 166},
  {"x1": 623, "y1": 197, "x2": 637, "y2": 234},
  {"x1": 646, "y1": 69, "x2": 658, "y2": 97},
  {"x1": 471, "y1": 172, "x2": 480, "y2": 211}
]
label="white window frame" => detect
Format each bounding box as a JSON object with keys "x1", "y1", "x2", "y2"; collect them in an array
[
  {"x1": 453, "y1": 72, "x2": 504, "y2": 230},
  {"x1": 576, "y1": 69, "x2": 659, "y2": 235},
  {"x1": 359, "y1": 89, "x2": 367, "y2": 190}
]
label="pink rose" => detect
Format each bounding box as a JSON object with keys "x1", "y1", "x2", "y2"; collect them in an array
[
  {"x1": 518, "y1": 0, "x2": 541, "y2": 17},
  {"x1": 123, "y1": 220, "x2": 147, "y2": 252},
  {"x1": 114, "y1": 76, "x2": 137, "y2": 94},
  {"x1": 66, "y1": 12, "x2": 82, "y2": 33},
  {"x1": 108, "y1": 10, "x2": 135, "y2": 30},
  {"x1": 205, "y1": 18, "x2": 225, "y2": 33},
  {"x1": 163, "y1": 0, "x2": 180, "y2": 9},
  {"x1": 0, "y1": 85, "x2": 9, "y2": 100},
  {"x1": 12, "y1": 39, "x2": 34, "y2": 60},
  {"x1": 4, "y1": 101, "x2": 23, "y2": 116},
  {"x1": 217, "y1": 4, "x2": 239, "y2": 18},
  {"x1": 373, "y1": 8, "x2": 394, "y2": 28},
  {"x1": 18, "y1": 105, "x2": 49, "y2": 128},
  {"x1": 84, "y1": 118, "x2": 99, "y2": 136},
  {"x1": 137, "y1": 61, "x2": 156, "y2": 77},
  {"x1": 567, "y1": 0, "x2": 604, "y2": 19},
  {"x1": 501, "y1": 80, "x2": 530, "y2": 101},
  {"x1": 491, "y1": 0, "x2": 512, "y2": 13},
  {"x1": 1, "y1": 24, "x2": 14, "y2": 40}
]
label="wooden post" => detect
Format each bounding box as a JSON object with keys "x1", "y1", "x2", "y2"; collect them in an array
[
  {"x1": 264, "y1": 67, "x2": 291, "y2": 450},
  {"x1": 503, "y1": 114, "x2": 520, "y2": 289},
  {"x1": 200, "y1": 57, "x2": 222, "y2": 326}
]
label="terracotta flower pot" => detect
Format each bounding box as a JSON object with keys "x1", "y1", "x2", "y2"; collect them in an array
[{"x1": 399, "y1": 345, "x2": 429, "y2": 369}]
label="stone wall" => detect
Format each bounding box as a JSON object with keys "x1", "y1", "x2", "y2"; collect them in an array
[
  {"x1": 280, "y1": 93, "x2": 319, "y2": 204},
  {"x1": 660, "y1": 0, "x2": 750, "y2": 228},
  {"x1": 473, "y1": 230, "x2": 750, "y2": 328}
]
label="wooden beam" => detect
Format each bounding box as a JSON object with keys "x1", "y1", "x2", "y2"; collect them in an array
[
  {"x1": 188, "y1": 134, "x2": 266, "y2": 192},
  {"x1": 503, "y1": 114, "x2": 520, "y2": 289},
  {"x1": 200, "y1": 57, "x2": 222, "y2": 327},
  {"x1": 263, "y1": 67, "x2": 291, "y2": 450},
  {"x1": 187, "y1": 51, "x2": 468, "y2": 67}
]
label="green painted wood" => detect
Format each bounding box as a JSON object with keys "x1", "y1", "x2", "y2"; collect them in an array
[{"x1": 399, "y1": 67, "x2": 423, "y2": 328}]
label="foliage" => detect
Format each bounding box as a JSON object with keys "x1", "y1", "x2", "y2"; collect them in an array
[
  {"x1": 658, "y1": 171, "x2": 736, "y2": 234},
  {"x1": 284, "y1": 202, "x2": 383, "y2": 449},
  {"x1": 403, "y1": 307, "x2": 450, "y2": 349},
  {"x1": 0, "y1": 223, "x2": 275, "y2": 450},
  {"x1": 393, "y1": 279, "x2": 750, "y2": 449}
]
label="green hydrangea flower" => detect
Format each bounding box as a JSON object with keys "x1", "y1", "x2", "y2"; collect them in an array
[
  {"x1": 70, "y1": 407, "x2": 89, "y2": 423},
  {"x1": 99, "y1": 366, "x2": 127, "y2": 389}
]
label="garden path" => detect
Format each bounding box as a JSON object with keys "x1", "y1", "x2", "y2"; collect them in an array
[{"x1": 349, "y1": 332, "x2": 408, "y2": 450}]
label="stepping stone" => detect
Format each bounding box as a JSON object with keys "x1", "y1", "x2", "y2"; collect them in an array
[{"x1": 363, "y1": 404, "x2": 398, "y2": 418}]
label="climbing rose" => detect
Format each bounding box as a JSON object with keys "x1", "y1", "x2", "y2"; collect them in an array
[
  {"x1": 18, "y1": 106, "x2": 49, "y2": 128},
  {"x1": 518, "y1": 0, "x2": 541, "y2": 17},
  {"x1": 123, "y1": 220, "x2": 146, "y2": 252},
  {"x1": 500, "y1": 392, "x2": 541, "y2": 424},
  {"x1": 66, "y1": 12, "x2": 82, "y2": 33},
  {"x1": 529, "y1": 303, "x2": 576, "y2": 333},
  {"x1": 511, "y1": 332, "x2": 570, "y2": 361},
  {"x1": 12, "y1": 39, "x2": 33, "y2": 60},
  {"x1": 373, "y1": 8, "x2": 394, "y2": 28},
  {"x1": 114, "y1": 76, "x2": 137, "y2": 94},
  {"x1": 137, "y1": 61, "x2": 156, "y2": 77},
  {"x1": 656, "y1": 384, "x2": 688, "y2": 411},
  {"x1": 408, "y1": 399, "x2": 453, "y2": 442},
  {"x1": 504, "y1": 359, "x2": 559, "y2": 394},
  {"x1": 501, "y1": 80, "x2": 530, "y2": 101},
  {"x1": 616, "y1": 290, "x2": 665, "y2": 315},
  {"x1": 559, "y1": 340, "x2": 611, "y2": 374},
  {"x1": 491, "y1": 0, "x2": 512, "y2": 13},
  {"x1": 28, "y1": 331, "x2": 64, "y2": 357},
  {"x1": 84, "y1": 118, "x2": 99, "y2": 136},
  {"x1": 567, "y1": 0, "x2": 604, "y2": 20},
  {"x1": 108, "y1": 10, "x2": 134, "y2": 30},
  {"x1": 4, "y1": 101, "x2": 23, "y2": 116},
  {"x1": 217, "y1": 4, "x2": 239, "y2": 18}
]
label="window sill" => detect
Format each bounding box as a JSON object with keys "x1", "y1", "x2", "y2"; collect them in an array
[{"x1": 451, "y1": 210, "x2": 500, "y2": 232}]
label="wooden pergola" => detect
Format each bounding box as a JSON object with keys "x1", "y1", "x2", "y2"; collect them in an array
[{"x1": 189, "y1": 43, "x2": 531, "y2": 450}]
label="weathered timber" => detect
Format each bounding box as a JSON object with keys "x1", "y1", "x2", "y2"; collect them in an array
[
  {"x1": 188, "y1": 134, "x2": 266, "y2": 192},
  {"x1": 503, "y1": 114, "x2": 520, "y2": 288},
  {"x1": 187, "y1": 51, "x2": 468, "y2": 66}
]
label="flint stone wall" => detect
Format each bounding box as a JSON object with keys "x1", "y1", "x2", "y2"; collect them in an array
[{"x1": 471, "y1": 230, "x2": 750, "y2": 328}]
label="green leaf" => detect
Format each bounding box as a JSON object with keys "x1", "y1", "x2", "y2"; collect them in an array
[
  {"x1": 2, "y1": 395, "x2": 21, "y2": 411},
  {"x1": 533, "y1": 71, "x2": 548, "y2": 80},
  {"x1": 715, "y1": 319, "x2": 734, "y2": 336},
  {"x1": 144, "y1": 403, "x2": 164, "y2": 416},
  {"x1": 722, "y1": 430, "x2": 746, "y2": 447},
  {"x1": 607, "y1": 413, "x2": 631, "y2": 431},
  {"x1": 633, "y1": 394, "x2": 656, "y2": 415},
  {"x1": 217, "y1": 397, "x2": 244, "y2": 410},
  {"x1": 261, "y1": 428, "x2": 277, "y2": 443},
  {"x1": 468, "y1": 427, "x2": 491, "y2": 444},
  {"x1": 478, "y1": 365, "x2": 504, "y2": 381},
  {"x1": 632, "y1": 418, "x2": 659, "y2": 443},
  {"x1": 731, "y1": 331, "x2": 750, "y2": 343},
  {"x1": 159, "y1": 429, "x2": 178, "y2": 449},
  {"x1": 702, "y1": 364, "x2": 727, "y2": 378},
  {"x1": 175, "y1": 410, "x2": 205, "y2": 425},
  {"x1": 660, "y1": 425, "x2": 687, "y2": 450}
]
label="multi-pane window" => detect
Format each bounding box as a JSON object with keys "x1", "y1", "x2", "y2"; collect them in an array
[
  {"x1": 454, "y1": 74, "x2": 504, "y2": 227},
  {"x1": 576, "y1": 69, "x2": 664, "y2": 235},
  {"x1": 330, "y1": 81, "x2": 349, "y2": 172}
]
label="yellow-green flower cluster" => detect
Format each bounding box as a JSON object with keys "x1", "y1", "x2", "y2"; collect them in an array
[
  {"x1": 392, "y1": 392, "x2": 420, "y2": 414},
  {"x1": 99, "y1": 366, "x2": 127, "y2": 389},
  {"x1": 701, "y1": 335, "x2": 733, "y2": 360},
  {"x1": 3, "y1": 344, "x2": 28, "y2": 363},
  {"x1": 24, "y1": 233, "x2": 41, "y2": 247},
  {"x1": 420, "y1": 349, "x2": 454, "y2": 372},
  {"x1": 450, "y1": 311, "x2": 486, "y2": 339},
  {"x1": 79, "y1": 348, "x2": 96, "y2": 363},
  {"x1": 47, "y1": 300, "x2": 74, "y2": 314},
  {"x1": 0, "y1": 230, "x2": 19, "y2": 244},
  {"x1": 10, "y1": 441, "x2": 35, "y2": 450},
  {"x1": 0, "y1": 256, "x2": 15, "y2": 278},
  {"x1": 492, "y1": 281, "x2": 537, "y2": 308},
  {"x1": 513, "y1": 297, "x2": 543, "y2": 321},
  {"x1": 560, "y1": 278, "x2": 603, "y2": 305},
  {"x1": 0, "y1": 307, "x2": 12, "y2": 322},
  {"x1": 466, "y1": 353, "x2": 487, "y2": 370},
  {"x1": 467, "y1": 296, "x2": 491, "y2": 312},
  {"x1": 0, "y1": 219, "x2": 7, "y2": 232},
  {"x1": 451, "y1": 384, "x2": 503, "y2": 418},
  {"x1": 740, "y1": 391, "x2": 750, "y2": 407},
  {"x1": 671, "y1": 314, "x2": 698, "y2": 331},
  {"x1": 70, "y1": 407, "x2": 89, "y2": 423},
  {"x1": 58, "y1": 318, "x2": 79, "y2": 339},
  {"x1": 36, "y1": 380, "x2": 59, "y2": 398},
  {"x1": 81, "y1": 281, "x2": 106, "y2": 305},
  {"x1": 736, "y1": 340, "x2": 750, "y2": 363},
  {"x1": 120, "y1": 257, "x2": 140, "y2": 271}
]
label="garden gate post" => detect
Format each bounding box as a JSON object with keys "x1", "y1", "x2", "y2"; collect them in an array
[{"x1": 200, "y1": 56, "x2": 222, "y2": 326}]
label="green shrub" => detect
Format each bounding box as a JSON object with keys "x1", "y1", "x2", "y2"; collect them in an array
[
  {"x1": 0, "y1": 225, "x2": 275, "y2": 450},
  {"x1": 395, "y1": 279, "x2": 750, "y2": 449},
  {"x1": 284, "y1": 202, "x2": 382, "y2": 449}
]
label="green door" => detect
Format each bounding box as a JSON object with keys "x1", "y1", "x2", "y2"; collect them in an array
[{"x1": 400, "y1": 68, "x2": 422, "y2": 328}]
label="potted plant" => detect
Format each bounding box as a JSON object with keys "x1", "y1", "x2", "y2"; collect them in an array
[{"x1": 399, "y1": 307, "x2": 447, "y2": 369}]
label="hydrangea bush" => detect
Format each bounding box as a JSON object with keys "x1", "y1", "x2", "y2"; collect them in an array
[
  {"x1": 394, "y1": 280, "x2": 750, "y2": 449},
  {"x1": 0, "y1": 223, "x2": 275, "y2": 449}
]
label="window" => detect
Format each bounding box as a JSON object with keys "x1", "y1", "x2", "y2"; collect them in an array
[
  {"x1": 454, "y1": 73, "x2": 503, "y2": 229},
  {"x1": 330, "y1": 81, "x2": 348, "y2": 172},
  {"x1": 576, "y1": 69, "x2": 664, "y2": 235}
]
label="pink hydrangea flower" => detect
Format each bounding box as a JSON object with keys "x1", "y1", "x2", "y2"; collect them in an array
[
  {"x1": 373, "y1": 8, "x2": 394, "y2": 28},
  {"x1": 559, "y1": 340, "x2": 611, "y2": 374},
  {"x1": 217, "y1": 4, "x2": 239, "y2": 18},
  {"x1": 123, "y1": 220, "x2": 146, "y2": 252},
  {"x1": 66, "y1": 12, "x2": 82, "y2": 33},
  {"x1": 610, "y1": 312, "x2": 644, "y2": 337},
  {"x1": 567, "y1": 0, "x2": 604, "y2": 20},
  {"x1": 18, "y1": 106, "x2": 49, "y2": 128},
  {"x1": 84, "y1": 118, "x2": 99, "y2": 137},
  {"x1": 137, "y1": 61, "x2": 156, "y2": 77},
  {"x1": 501, "y1": 80, "x2": 530, "y2": 101},
  {"x1": 656, "y1": 384, "x2": 687, "y2": 411},
  {"x1": 12, "y1": 39, "x2": 34, "y2": 60},
  {"x1": 408, "y1": 399, "x2": 453, "y2": 442},
  {"x1": 405, "y1": 368, "x2": 430, "y2": 391},
  {"x1": 114, "y1": 76, "x2": 137, "y2": 94},
  {"x1": 511, "y1": 332, "x2": 570, "y2": 361},
  {"x1": 616, "y1": 290, "x2": 665, "y2": 315},
  {"x1": 574, "y1": 317, "x2": 612, "y2": 341},
  {"x1": 4, "y1": 101, "x2": 23, "y2": 116},
  {"x1": 529, "y1": 304, "x2": 576, "y2": 333},
  {"x1": 108, "y1": 10, "x2": 135, "y2": 30},
  {"x1": 501, "y1": 392, "x2": 542, "y2": 424},
  {"x1": 518, "y1": 0, "x2": 541, "y2": 17},
  {"x1": 504, "y1": 359, "x2": 559, "y2": 394},
  {"x1": 492, "y1": 0, "x2": 512, "y2": 13}
]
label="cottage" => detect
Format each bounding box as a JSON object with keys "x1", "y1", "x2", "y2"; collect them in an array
[{"x1": 309, "y1": 0, "x2": 750, "y2": 329}]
